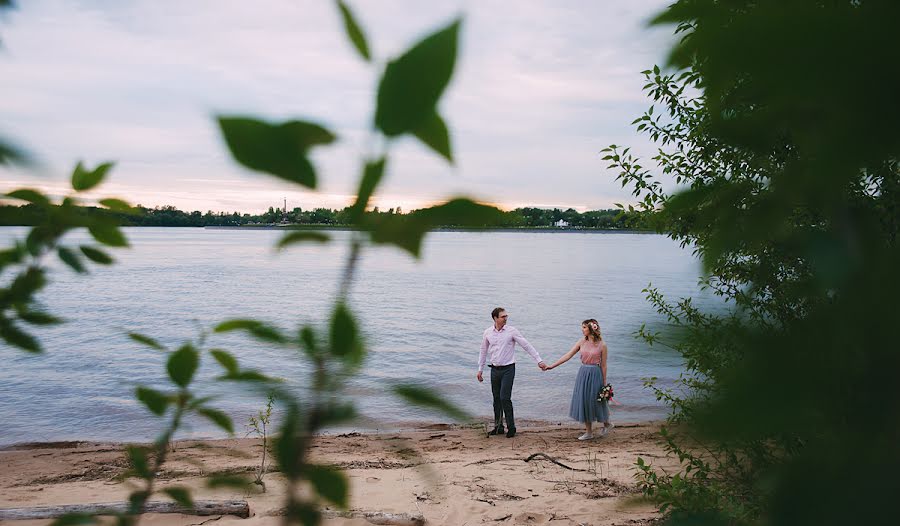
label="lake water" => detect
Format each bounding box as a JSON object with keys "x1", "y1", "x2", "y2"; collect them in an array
[{"x1": 0, "y1": 227, "x2": 712, "y2": 446}]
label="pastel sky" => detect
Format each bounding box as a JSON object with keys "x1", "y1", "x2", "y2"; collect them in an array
[{"x1": 0, "y1": 0, "x2": 676, "y2": 214}]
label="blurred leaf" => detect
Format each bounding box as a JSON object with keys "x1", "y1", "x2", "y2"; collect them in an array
[
  {"x1": 0, "y1": 320, "x2": 40, "y2": 353},
  {"x1": 99, "y1": 198, "x2": 139, "y2": 214},
  {"x1": 207, "y1": 474, "x2": 255, "y2": 490},
  {"x1": 88, "y1": 225, "x2": 128, "y2": 247},
  {"x1": 58, "y1": 247, "x2": 86, "y2": 274},
  {"x1": 210, "y1": 349, "x2": 239, "y2": 374},
  {"x1": 393, "y1": 383, "x2": 468, "y2": 420},
  {"x1": 217, "y1": 117, "x2": 336, "y2": 189},
  {"x1": 329, "y1": 302, "x2": 364, "y2": 366},
  {"x1": 287, "y1": 503, "x2": 321, "y2": 526},
  {"x1": 17, "y1": 310, "x2": 62, "y2": 326},
  {"x1": 129, "y1": 332, "x2": 165, "y2": 350},
  {"x1": 0, "y1": 138, "x2": 31, "y2": 167},
  {"x1": 49, "y1": 513, "x2": 99, "y2": 526},
  {"x1": 314, "y1": 401, "x2": 357, "y2": 427},
  {"x1": 299, "y1": 325, "x2": 320, "y2": 358},
  {"x1": 375, "y1": 18, "x2": 461, "y2": 136},
  {"x1": 214, "y1": 319, "x2": 288, "y2": 344},
  {"x1": 218, "y1": 370, "x2": 275, "y2": 383},
  {"x1": 167, "y1": 344, "x2": 199, "y2": 388},
  {"x1": 336, "y1": 0, "x2": 371, "y2": 61},
  {"x1": 71, "y1": 161, "x2": 114, "y2": 192},
  {"x1": 306, "y1": 464, "x2": 349, "y2": 508},
  {"x1": 6, "y1": 188, "x2": 50, "y2": 207},
  {"x1": 349, "y1": 157, "x2": 387, "y2": 223},
  {"x1": 135, "y1": 386, "x2": 169, "y2": 416},
  {"x1": 128, "y1": 490, "x2": 149, "y2": 515},
  {"x1": 126, "y1": 446, "x2": 151, "y2": 479},
  {"x1": 197, "y1": 407, "x2": 234, "y2": 435},
  {"x1": 25, "y1": 226, "x2": 55, "y2": 256},
  {"x1": 413, "y1": 112, "x2": 452, "y2": 163},
  {"x1": 162, "y1": 487, "x2": 193, "y2": 508},
  {"x1": 276, "y1": 231, "x2": 330, "y2": 249},
  {"x1": 367, "y1": 198, "x2": 504, "y2": 257},
  {"x1": 80, "y1": 246, "x2": 114, "y2": 265},
  {"x1": 274, "y1": 405, "x2": 303, "y2": 479}
]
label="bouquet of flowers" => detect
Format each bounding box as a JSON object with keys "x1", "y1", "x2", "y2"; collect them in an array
[{"x1": 597, "y1": 383, "x2": 614, "y2": 403}]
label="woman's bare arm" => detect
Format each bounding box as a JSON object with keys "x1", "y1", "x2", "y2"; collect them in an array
[{"x1": 548, "y1": 340, "x2": 582, "y2": 370}]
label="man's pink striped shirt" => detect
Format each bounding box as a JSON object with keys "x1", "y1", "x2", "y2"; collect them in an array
[{"x1": 478, "y1": 325, "x2": 543, "y2": 372}]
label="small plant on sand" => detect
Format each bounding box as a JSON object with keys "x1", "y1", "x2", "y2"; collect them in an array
[{"x1": 246, "y1": 392, "x2": 276, "y2": 491}]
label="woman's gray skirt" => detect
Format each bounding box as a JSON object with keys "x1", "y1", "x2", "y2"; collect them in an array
[{"x1": 569, "y1": 364, "x2": 609, "y2": 423}]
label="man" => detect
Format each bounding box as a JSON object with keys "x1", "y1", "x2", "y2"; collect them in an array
[{"x1": 476, "y1": 307, "x2": 547, "y2": 438}]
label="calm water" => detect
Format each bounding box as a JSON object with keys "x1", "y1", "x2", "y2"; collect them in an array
[{"x1": 0, "y1": 227, "x2": 711, "y2": 446}]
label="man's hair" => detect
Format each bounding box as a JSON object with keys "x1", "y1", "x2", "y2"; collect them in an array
[{"x1": 491, "y1": 307, "x2": 505, "y2": 320}]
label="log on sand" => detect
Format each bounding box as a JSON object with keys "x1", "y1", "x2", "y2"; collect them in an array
[
  {"x1": 267, "y1": 507, "x2": 426, "y2": 525},
  {"x1": 0, "y1": 500, "x2": 250, "y2": 520}
]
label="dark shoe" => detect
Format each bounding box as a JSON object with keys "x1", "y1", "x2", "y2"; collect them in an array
[
  {"x1": 487, "y1": 427, "x2": 505, "y2": 436},
  {"x1": 505, "y1": 428, "x2": 517, "y2": 438}
]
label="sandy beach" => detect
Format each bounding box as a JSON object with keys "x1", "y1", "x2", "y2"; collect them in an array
[{"x1": 0, "y1": 422, "x2": 674, "y2": 526}]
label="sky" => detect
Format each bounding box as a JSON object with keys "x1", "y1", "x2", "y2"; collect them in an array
[{"x1": 0, "y1": 0, "x2": 676, "y2": 214}]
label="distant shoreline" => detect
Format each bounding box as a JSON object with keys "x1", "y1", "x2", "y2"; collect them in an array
[{"x1": 200, "y1": 225, "x2": 658, "y2": 234}]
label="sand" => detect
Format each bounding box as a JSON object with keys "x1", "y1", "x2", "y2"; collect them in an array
[{"x1": 0, "y1": 422, "x2": 676, "y2": 526}]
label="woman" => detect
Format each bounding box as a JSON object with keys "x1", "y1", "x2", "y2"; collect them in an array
[{"x1": 545, "y1": 319, "x2": 612, "y2": 440}]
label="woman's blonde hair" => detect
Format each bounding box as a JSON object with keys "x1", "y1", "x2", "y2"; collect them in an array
[{"x1": 582, "y1": 319, "x2": 602, "y2": 341}]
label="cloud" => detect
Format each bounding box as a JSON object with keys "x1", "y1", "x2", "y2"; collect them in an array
[{"x1": 0, "y1": 0, "x2": 676, "y2": 213}]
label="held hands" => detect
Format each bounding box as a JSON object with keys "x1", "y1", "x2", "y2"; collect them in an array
[{"x1": 538, "y1": 361, "x2": 547, "y2": 371}]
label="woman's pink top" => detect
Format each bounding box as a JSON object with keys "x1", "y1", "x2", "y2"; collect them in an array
[{"x1": 579, "y1": 338, "x2": 604, "y2": 365}]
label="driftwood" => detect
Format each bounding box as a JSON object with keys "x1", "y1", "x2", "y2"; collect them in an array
[
  {"x1": 267, "y1": 507, "x2": 425, "y2": 525},
  {"x1": 0, "y1": 500, "x2": 250, "y2": 520},
  {"x1": 524, "y1": 452, "x2": 586, "y2": 472}
]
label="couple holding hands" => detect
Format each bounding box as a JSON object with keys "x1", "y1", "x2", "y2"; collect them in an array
[{"x1": 476, "y1": 307, "x2": 612, "y2": 441}]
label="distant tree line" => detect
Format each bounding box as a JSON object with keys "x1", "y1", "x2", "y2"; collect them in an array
[{"x1": 0, "y1": 203, "x2": 656, "y2": 230}]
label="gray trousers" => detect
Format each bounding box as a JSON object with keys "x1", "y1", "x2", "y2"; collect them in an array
[{"x1": 490, "y1": 363, "x2": 516, "y2": 430}]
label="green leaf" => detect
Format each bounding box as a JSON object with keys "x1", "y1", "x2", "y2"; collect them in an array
[
  {"x1": 207, "y1": 474, "x2": 255, "y2": 490},
  {"x1": 0, "y1": 320, "x2": 41, "y2": 353},
  {"x1": 71, "y1": 161, "x2": 114, "y2": 192},
  {"x1": 6, "y1": 188, "x2": 50, "y2": 207},
  {"x1": 58, "y1": 247, "x2": 86, "y2": 274},
  {"x1": 217, "y1": 117, "x2": 336, "y2": 189},
  {"x1": 135, "y1": 386, "x2": 170, "y2": 416},
  {"x1": 167, "y1": 344, "x2": 199, "y2": 388},
  {"x1": 306, "y1": 465, "x2": 349, "y2": 508},
  {"x1": 210, "y1": 349, "x2": 239, "y2": 374},
  {"x1": 349, "y1": 157, "x2": 387, "y2": 223},
  {"x1": 80, "y1": 246, "x2": 114, "y2": 265},
  {"x1": 374, "y1": 18, "x2": 461, "y2": 136},
  {"x1": 218, "y1": 370, "x2": 275, "y2": 383},
  {"x1": 214, "y1": 319, "x2": 288, "y2": 344},
  {"x1": 49, "y1": 513, "x2": 99, "y2": 526},
  {"x1": 17, "y1": 310, "x2": 62, "y2": 326},
  {"x1": 274, "y1": 405, "x2": 303, "y2": 479},
  {"x1": 0, "y1": 138, "x2": 31, "y2": 167},
  {"x1": 88, "y1": 225, "x2": 128, "y2": 247},
  {"x1": 99, "y1": 198, "x2": 139, "y2": 214},
  {"x1": 162, "y1": 487, "x2": 194, "y2": 508},
  {"x1": 276, "y1": 231, "x2": 330, "y2": 250},
  {"x1": 126, "y1": 446, "x2": 151, "y2": 479},
  {"x1": 128, "y1": 490, "x2": 150, "y2": 515},
  {"x1": 129, "y1": 332, "x2": 165, "y2": 350},
  {"x1": 329, "y1": 302, "x2": 364, "y2": 366},
  {"x1": 367, "y1": 198, "x2": 504, "y2": 257},
  {"x1": 336, "y1": 0, "x2": 371, "y2": 61},
  {"x1": 413, "y1": 112, "x2": 452, "y2": 163},
  {"x1": 197, "y1": 407, "x2": 234, "y2": 435},
  {"x1": 393, "y1": 383, "x2": 468, "y2": 420}
]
